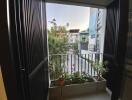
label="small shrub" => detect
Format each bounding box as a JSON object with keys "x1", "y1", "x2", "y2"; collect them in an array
[{"x1": 93, "y1": 61, "x2": 108, "y2": 80}]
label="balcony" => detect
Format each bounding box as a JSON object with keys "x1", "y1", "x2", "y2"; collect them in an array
[{"x1": 48, "y1": 53, "x2": 109, "y2": 100}]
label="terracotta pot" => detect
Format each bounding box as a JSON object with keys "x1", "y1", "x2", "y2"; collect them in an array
[{"x1": 57, "y1": 79, "x2": 65, "y2": 86}]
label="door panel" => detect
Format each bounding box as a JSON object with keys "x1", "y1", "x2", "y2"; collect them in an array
[
  {"x1": 121, "y1": 5, "x2": 132, "y2": 100},
  {"x1": 15, "y1": 0, "x2": 48, "y2": 100},
  {"x1": 104, "y1": 0, "x2": 128, "y2": 99},
  {"x1": 103, "y1": 0, "x2": 119, "y2": 91}
]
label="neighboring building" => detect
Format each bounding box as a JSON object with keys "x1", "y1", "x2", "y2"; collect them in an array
[
  {"x1": 88, "y1": 8, "x2": 97, "y2": 52},
  {"x1": 88, "y1": 8, "x2": 106, "y2": 53},
  {"x1": 68, "y1": 29, "x2": 80, "y2": 44},
  {"x1": 78, "y1": 8, "x2": 106, "y2": 61},
  {"x1": 78, "y1": 31, "x2": 89, "y2": 54}
]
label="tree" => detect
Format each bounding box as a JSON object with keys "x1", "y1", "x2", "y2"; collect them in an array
[
  {"x1": 48, "y1": 19, "x2": 68, "y2": 79},
  {"x1": 72, "y1": 42, "x2": 79, "y2": 54},
  {"x1": 48, "y1": 19, "x2": 68, "y2": 54}
]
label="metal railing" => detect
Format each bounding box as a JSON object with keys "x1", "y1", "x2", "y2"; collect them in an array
[{"x1": 49, "y1": 53, "x2": 103, "y2": 80}]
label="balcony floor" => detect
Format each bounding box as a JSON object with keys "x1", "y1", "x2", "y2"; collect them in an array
[{"x1": 64, "y1": 91, "x2": 111, "y2": 100}]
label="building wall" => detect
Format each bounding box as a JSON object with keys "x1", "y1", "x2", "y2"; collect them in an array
[
  {"x1": 79, "y1": 32, "x2": 89, "y2": 54},
  {"x1": 97, "y1": 9, "x2": 106, "y2": 53},
  {"x1": 88, "y1": 8, "x2": 98, "y2": 51},
  {"x1": 89, "y1": 8, "x2": 98, "y2": 40},
  {"x1": 68, "y1": 33, "x2": 78, "y2": 44},
  {"x1": 68, "y1": 32, "x2": 79, "y2": 44},
  {"x1": 88, "y1": 8, "x2": 106, "y2": 53}
]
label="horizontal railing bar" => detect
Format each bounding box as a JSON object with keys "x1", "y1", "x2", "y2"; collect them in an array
[{"x1": 49, "y1": 53, "x2": 103, "y2": 56}]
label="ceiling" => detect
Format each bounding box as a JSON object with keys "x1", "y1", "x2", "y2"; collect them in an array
[{"x1": 46, "y1": 0, "x2": 114, "y2": 8}]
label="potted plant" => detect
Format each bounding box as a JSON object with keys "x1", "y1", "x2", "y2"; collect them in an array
[
  {"x1": 92, "y1": 61, "x2": 108, "y2": 91},
  {"x1": 81, "y1": 72, "x2": 94, "y2": 82},
  {"x1": 63, "y1": 72, "x2": 72, "y2": 85},
  {"x1": 71, "y1": 72, "x2": 82, "y2": 84},
  {"x1": 56, "y1": 75, "x2": 65, "y2": 86},
  {"x1": 63, "y1": 72, "x2": 94, "y2": 85},
  {"x1": 49, "y1": 71, "x2": 107, "y2": 98},
  {"x1": 49, "y1": 66, "x2": 63, "y2": 87},
  {"x1": 93, "y1": 61, "x2": 108, "y2": 81},
  {"x1": 61, "y1": 72, "x2": 96, "y2": 97}
]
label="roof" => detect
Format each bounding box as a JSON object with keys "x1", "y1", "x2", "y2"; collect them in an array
[{"x1": 69, "y1": 29, "x2": 80, "y2": 33}]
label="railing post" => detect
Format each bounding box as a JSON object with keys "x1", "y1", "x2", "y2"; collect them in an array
[
  {"x1": 71, "y1": 54, "x2": 72, "y2": 75},
  {"x1": 85, "y1": 54, "x2": 86, "y2": 74},
  {"x1": 91, "y1": 54, "x2": 93, "y2": 76},
  {"x1": 67, "y1": 55, "x2": 68, "y2": 73},
  {"x1": 94, "y1": 53, "x2": 96, "y2": 76},
  {"x1": 81, "y1": 54, "x2": 83, "y2": 74},
  {"x1": 74, "y1": 54, "x2": 76, "y2": 73},
  {"x1": 78, "y1": 54, "x2": 79, "y2": 73},
  {"x1": 88, "y1": 54, "x2": 89, "y2": 74}
]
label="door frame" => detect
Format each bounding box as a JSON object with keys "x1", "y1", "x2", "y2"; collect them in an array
[{"x1": 0, "y1": 0, "x2": 128, "y2": 100}]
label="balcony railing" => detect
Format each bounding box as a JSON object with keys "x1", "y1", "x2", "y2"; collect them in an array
[{"x1": 49, "y1": 53, "x2": 103, "y2": 80}]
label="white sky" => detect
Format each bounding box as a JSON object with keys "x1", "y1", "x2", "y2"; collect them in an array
[{"x1": 46, "y1": 3, "x2": 90, "y2": 31}]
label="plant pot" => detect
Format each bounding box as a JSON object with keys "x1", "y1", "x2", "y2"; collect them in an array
[
  {"x1": 57, "y1": 79, "x2": 65, "y2": 86},
  {"x1": 49, "y1": 86, "x2": 62, "y2": 100},
  {"x1": 62, "y1": 81, "x2": 97, "y2": 97},
  {"x1": 72, "y1": 78, "x2": 83, "y2": 84},
  {"x1": 93, "y1": 76, "x2": 106, "y2": 91},
  {"x1": 65, "y1": 79, "x2": 71, "y2": 85},
  {"x1": 49, "y1": 81, "x2": 97, "y2": 99},
  {"x1": 49, "y1": 76, "x2": 106, "y2": 99}
]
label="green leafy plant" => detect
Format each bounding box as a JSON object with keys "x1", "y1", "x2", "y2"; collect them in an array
[
  {"x1": 51, "y1": 71, "x2": 94, "y2": 86},
  {"x1": 81, "y1": 72, "x2": 94, "y2": 82},
  {"x1": 49, "y1": 58, "x2": 63, "y2": 80},
  {"x1": 48, "y1": 19, "x2": 68, "y2": 80},
  {"x1": 48, "y1": 19, "x2": 68, "y2": 54},
  {"x1": 71, "y1": 72, "x2": 94, "y2": 84},
  {"x1": 63, "y1": 72, "x2": 72, "y2": 85},
  {"x1": 72, "y1": 42, "x2": 79, "y2": 54},
  {"x1": 93, "y1": 61, "x2": 108, "y2": 81},
  {"x1": 71, "y1": 72, "x2": 82, "y2": 84}
]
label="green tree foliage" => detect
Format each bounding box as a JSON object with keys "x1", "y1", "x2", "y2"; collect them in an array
[
  {"x1": 72, "y1": 42, "x2": 79, "y2": 54},
  {"x1": 48, "y1": 19, "x2": 68, "y2": 80},
  {"x1": 48, "y1": 21, "x2": 68, "y2": 54}
]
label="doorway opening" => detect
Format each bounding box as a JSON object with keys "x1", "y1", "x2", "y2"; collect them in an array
[{"x1": 46, "y1": 3, "x2": 108, "y2": 99}]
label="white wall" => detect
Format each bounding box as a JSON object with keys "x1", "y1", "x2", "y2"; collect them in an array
[
  {"x1": 98, "y1": 9, "x2": 106, "y2": 53},
  {"x1": 68, "y1": 33, "x2": 78, "y2": 44}
]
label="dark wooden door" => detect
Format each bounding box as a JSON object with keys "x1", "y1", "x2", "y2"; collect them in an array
[
  {"x1": 8, "y1": 0, "x2": 48, "y2": 100},
  {"x1": 104, "y1": 0, "x2": 128, "y2": 99},
  {"x1": 121, "y1": 1, "x2": 132, "y2": 100}
]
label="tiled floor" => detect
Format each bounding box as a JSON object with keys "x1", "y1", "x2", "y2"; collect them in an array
[{"x1": 65, "y1": 91, "x2": 111, "y2": 100}]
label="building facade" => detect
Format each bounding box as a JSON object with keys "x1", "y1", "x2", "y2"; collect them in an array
[
  {"x1": 78, "y1": 31, "x2": 89, "y2": 54},
  {"x1": 68, "y1": 29, "x2": 79, "y2": 44},
  {"x1": 88, "y1": 8, "x2": 106, "y2": 53}
]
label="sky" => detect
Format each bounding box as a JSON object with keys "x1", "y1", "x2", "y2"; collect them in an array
[{"x1": 46, "y1": 3, "x2": 90, "y2": 31}]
